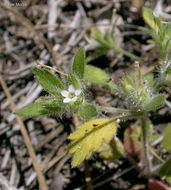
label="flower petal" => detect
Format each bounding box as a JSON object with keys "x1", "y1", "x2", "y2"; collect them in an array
[
  {"x1": 75, "y1": 89, "x2": 81, "y2": 96},
  {"x1": 61, "y1": 90, "x2": 69, "y2": 97},
  {"x1": 68, "y1": 85, "x2": 75, "y2": 93},
  {"x1": 71, "y1": 97, "x2": 77, "y2": 102},
  {"x1": 63, "y1": 98, "x2": 70, "y2": 103}
]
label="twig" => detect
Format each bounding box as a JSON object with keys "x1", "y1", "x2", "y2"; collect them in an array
[
  {"x1": 36, "y1": 61, "x2": 67, "y2": 76},
  {"x1": 0, "y1": 173, "x2": 18, "y2": 190},
  {"x1": 0, "y1": 75, "x2": 48, "y2": 190}
]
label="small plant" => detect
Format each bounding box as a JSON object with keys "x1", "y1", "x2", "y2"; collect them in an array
[{"x1": 15, "y1": 7, "x2": 171, "y2": 188}]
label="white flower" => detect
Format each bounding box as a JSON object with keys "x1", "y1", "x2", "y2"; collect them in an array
[{"x1": 61, "y1": 85, "x2": 81, "y2": 103}]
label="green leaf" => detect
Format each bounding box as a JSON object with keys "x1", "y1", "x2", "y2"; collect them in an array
[
  {"x1": 159, "y1": 159, "x2": 171, "y2": 183},
  {"x1": 33, "y1": 68, "x2": 63, "y2": 95},
  {"x1": 68, "y1": 118, "x2": 117, "y2": 167},
  {"x1": 79, "y1": 104, "x2": 97, "y2": 120},
  {"x1": 150, "y1": 134, "x2": 161, "y2": 143},
  {"x1": 144, "y1": 74, "x2": 155, "y2": 88},
  {"x1": 166, "y1": 23, "x2": 171, "y2": 38},
  {"x1": 162, "y1": 123, "x2": 171, "y2": 151},
  {"x1": 143, "y1": 7, "x2": 159, "y2": 33},
  {"x1": 84, "y1": 65, "x2": 117, "y2": 90},
  {"x1": 144, "y1": 95, "x2": 165, "y2": 111},
  {"x1": 91, "y1": 28, "x2": 110, "y2": 48},
  {"x1": 15, "y1": 102, "x2": 61, "y2": 116},
  {"x1": 72, "y1": 47, "x2": 85, "y2": 79}
]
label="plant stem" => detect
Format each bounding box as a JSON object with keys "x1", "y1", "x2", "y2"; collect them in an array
[
  {"x1": 141, "y1": 114, "x2": 153, "y2": 175},
  {"x1": 96, "y1": 106, "x2": 133, "y2": 114},
  {"x1": 84, "y1": 160, "x2": 94, "y2": 190},
  {"x1": 110, "y1": 44, "x2": 141, "y2": 61}
]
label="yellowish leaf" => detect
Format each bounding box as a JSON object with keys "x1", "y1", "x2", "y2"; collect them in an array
[
  {"x1": 68, "y1": 118, "x2": 117, "y2": 167},
  {"x1": 143, "y1": 7, "x2": 160, "y2": 33}
]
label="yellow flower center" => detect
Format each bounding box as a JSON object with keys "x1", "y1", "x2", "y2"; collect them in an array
[{"x1": 69, "y1": 92, "x2": 75, "y2": 99}]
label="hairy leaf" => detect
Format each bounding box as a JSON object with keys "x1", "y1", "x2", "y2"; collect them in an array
[
  {"x1": 144, "y1": 95, "x2": 165, "y2": 111},
  {"x1": 79, "y1": 104, "x2": 97, "y2": 120},
  {"x1": 68, "y1": 118, "x2": 117, "y2": 167},
  {"x1": 84, "y1": 65, "x2": 117, "y2": 90},
  {"x1": 162, "y1": 123, "x2": 171, "y2": 151},
  {"x1": 72, "y1": 47, "x2": 85, "y2": 79},
  {"x1": 15, "y1": 102, "x2": 61, "y2": 116},
  {"x1": 159, "y1": 159, "x2": 171, "y2": 183},
  {"x1": 33, "y1": 67, "x2": 63, "y2": 95}
]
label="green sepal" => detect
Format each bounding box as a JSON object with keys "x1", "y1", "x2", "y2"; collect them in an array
[
  {"x1": 144, "y1": 74, "x2": 155, "y2": 88},
  {"x1": 72, "y1": 47, "x2": 85, "y2": 79},
  {"x1": 84, "y1": 65, "x2": 117, "y2": 90},
  {"x1": 162, "y1": 123, "x2": 171, "y2": 151},
  {"x1": 144, "y1": 94, "x2": 165, "y2": 111},
  {"x1": 79, "y1": 104, "x2": 98, "y2": 120},
  {"x1": 66, "y1": 74, "x2": 81, "y2": 89},
  {"x1": 159, "y1": 159, "x2": 171, "y2": 183},
  {"x1": 33, "y1": 67, "x2": 64, "y2": 95},
  {"x1": 14, "y1": 101, "x2": 61, "y2": 116}
]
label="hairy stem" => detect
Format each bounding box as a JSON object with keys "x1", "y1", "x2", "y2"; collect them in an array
[
  {"x1": 141, "y1": 114, "x2": 153, "y2": 175},
  {"x1": 96, "y1": 106, "x2": 133, "y2": 114}
]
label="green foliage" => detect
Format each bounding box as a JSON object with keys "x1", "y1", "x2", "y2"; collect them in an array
[
  {"x1": 90, "y1": 27, "x2": 141, "y2": 61},
  {"x1": 79, "y1": 104, "x2": 97, "y2": 120},
  {"x1": 142, "y1": 7, "x2": 171, "y2": 60},
  {"x1": 33, "y1": 67, "x2": 63, "y2": 95},
  {"x1": 144, "y1": 74, "x2": 155, "y2": 88},
  {"x1": 66, "y1": 74, "x2": 81, "y2": 89},
  {"x1": 159, "y1": 159, "x2": 171, "y2": 183},
  {"x1": 116, "y1": 68, "x2": 165, "y2": 112},
  {"x1": 13, "y1": 22, "x2": 170, "y2": 180},
  {"x1": 162, "y1": 123, "x2": 171, "y2": 151},
  {"x1": 143, "y1": 7, "x2": 160, "y2": 33},
  {"x1": 144, "y1": 95, "x2": 165, "y2": 111},
  {"x1": 68, "y1": 118, "x2": 117, "y2": 167},
  {"x1": 72, "y1": 47, "x2": 85, "y2": 79},
  {"x1": 15, "y1": 102, "x2": 61, "y2": 116},
  {"x1": 84, "y1": 65, "x2": 117, "y2": 90},
  {"x1": 150, "y1": 134, "x2": 161, "y2": 143}
]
